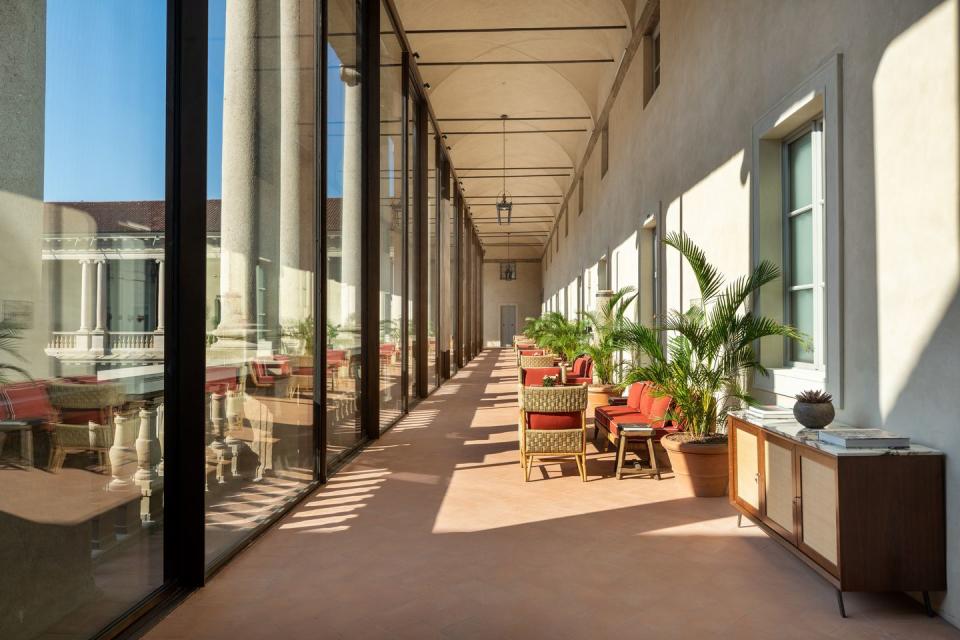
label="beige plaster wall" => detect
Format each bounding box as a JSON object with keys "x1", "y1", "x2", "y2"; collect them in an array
[
  {"x1": 541, "y1": 0, "x2": 960, "y2": 622},
  {"x1": 482, "y1": 262, "x2": 542, "y2": 347}
]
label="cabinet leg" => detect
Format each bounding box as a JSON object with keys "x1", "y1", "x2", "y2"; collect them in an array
[
  {"x1": 737, "y1": 512, "x2": 742, "y2": 528},
  {"x1": 836, "y1": 590, "x2": 847, "y2": 618},
  {"x1": 923, "y1": 591, "x2": 934, "y2": 617}
]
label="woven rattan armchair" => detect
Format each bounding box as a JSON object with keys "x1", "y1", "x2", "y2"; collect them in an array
[
  {"x1": 518, "y1": 354, "x2": 556, "y2": 369},
  {"x1": 519, "y1": 384, "x2": 588, "y2": 482}
]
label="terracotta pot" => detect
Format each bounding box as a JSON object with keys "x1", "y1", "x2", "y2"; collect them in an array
[
  {"x1": 661, "y1": 433, "x2": 729, "y2": 497},
  {"x1": 586, "y1": 384, "x2": 617, "y2": 419},
  {"x1": 793, "y1": 401, "x2": 835, "y2": 429}
]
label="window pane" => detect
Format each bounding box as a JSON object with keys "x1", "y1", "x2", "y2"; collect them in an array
[
  {"x1": 789, "y1": 210, "x2": 814, "y2": 286},
  {"x1": 2, "y1": 3, "x2": 166, "y2": 636},
  {"x1": 379, "y1": 5, "x2": 403, "y2": 428},
  {"x1": 788, "y1": 131, "x2": 813, "y2": 211},
  {"x1": 205, "y1": 0, "x2": 319, "y2": 563},
  {"x1": 427, "y1": 122, "x2": 438, "y2": 391},
  {"x1": 789, "y1": 289, "x2": 815, "y2": 363},
  {"x1": 325, "y1": 0, "x2": 363, "y2": 464},
  {"x1": 407, "y1": 91, "x2": 418, "y2": 401}
]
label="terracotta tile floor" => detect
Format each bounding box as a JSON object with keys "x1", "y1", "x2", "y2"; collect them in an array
[{"x1": 145, "y1": 349, "x2": 959, "y2": 640}]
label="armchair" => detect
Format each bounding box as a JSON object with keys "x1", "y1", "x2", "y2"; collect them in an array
[{"x1": 519, "y1": 384, "x2": 588, "y2": 482}]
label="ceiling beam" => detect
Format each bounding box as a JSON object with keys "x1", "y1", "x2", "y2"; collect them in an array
[
  {"x1": 464, "y1": 194, "x2": 563, "y2": 198},
  {"x1": 457, "y1": 165, "x2": 574, "y2": 170},
  {"x1": 458, "y1": 173, "x2": 570, "y2": 179},
  {"x1": 406, "y1": 25, "x2": 627, "y2": 35},
  {"x1": 445, "y1": 128, "x2": 586, "y2": 135},
  {"x1": 438, "y1": 116, "x2": 590, "y2": 122},
  {"x1": 419, "y1": 58, "x2": 614, "y2": 67}
]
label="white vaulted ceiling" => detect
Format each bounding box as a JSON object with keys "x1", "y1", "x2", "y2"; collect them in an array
[{"x1": 393, "y1": 0, "x2": 636, "y2": 260}]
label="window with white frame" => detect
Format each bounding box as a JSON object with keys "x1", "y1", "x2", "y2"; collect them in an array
[{"x1": 783, "y1": 120, "x2": 824, "y2": 367}]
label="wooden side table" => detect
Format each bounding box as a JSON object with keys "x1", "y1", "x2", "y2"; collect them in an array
[{"x1": 616, "y1": 424, "x2": 661, "y2": 480}]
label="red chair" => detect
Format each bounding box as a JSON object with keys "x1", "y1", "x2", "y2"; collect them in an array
[
  {"x1": 566, "y1": 356, "x2": 594, "y2": 385},
  {"x1": 519, "y1": 385, "x2": 588, "y2": 482},
  {"x1": 205, "y1": 366, "x2": 240, "y2": 395}
]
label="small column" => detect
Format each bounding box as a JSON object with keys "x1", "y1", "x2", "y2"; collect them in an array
[
  {"x1": 155, "y1": 258, "x2": 165, "y2": 333},
  {"x1": 208, "y1": 392, "x2": 229, "y2": 485},
  {"x1": 79, "y1": 259, "x2": 93, "y2": 332},
  {"x1": 155, "y1": 402, "x2": 165, "y2": 477},
  {"x1": 94, "y1": 259, "x2": 107, "y2": 332},
  {"x1": 108, "y1": 412, "x2": 137, "y2": 491}
]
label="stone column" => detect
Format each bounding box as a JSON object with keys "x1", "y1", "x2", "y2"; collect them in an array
[
  {"x1": 79, "y1": 259, "x2": 93, "y2": 332},
  {"x1": 134, "y1": 407, "x2": 163, "y2": 523},
  {"x1": 339, "y1": 65, "x2": 362, "y2": 327},
  {"x1": 215, "y1": 0, "x2": 260, "y2": 347},
  {"x1": 279, "y1": 0, "x2": 303, "y2": 330},
  {"x1": 94, "y1": 259, "x2": 107, "y2": 332},
  {"x1": 155, "y1": 258, "x2": 165, "y2": 333}
]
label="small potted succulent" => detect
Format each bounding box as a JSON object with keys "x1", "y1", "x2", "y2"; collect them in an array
[
  {"x1": 793, "y1": 390, "x2": 835, "y2": 429},
  {"x1": 541, "y1": 375, "x2": 559, "y2": 388}
]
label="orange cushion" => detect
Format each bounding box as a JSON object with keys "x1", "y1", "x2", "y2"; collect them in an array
[
  {"x1": 4, "y1": 382, "x2": 56, "y2": 423},
  {"x1": 646, "y1": 394, "x2": 673, "y2": 428},
  {"x1": 626, "y1": 382, "x2": 648, "y2": 410},
  {"x1": 521, "y1": 367, "x2": 562, "y2": 386},
  {"x1": 528, "y1": 411, "x2": 581, "y2": 430}
]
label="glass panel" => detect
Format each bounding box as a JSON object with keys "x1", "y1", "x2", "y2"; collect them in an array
[
  {"x1": 1, "y1": 3, "x2": 166, "y2": 636},
  {"x1": 789, "y1": 289, "x2": 815, "y2": 363},
  {"x1": 789, "y1": 210, "x2": 814, "y2": 286},
  {"x1": 206, "y1": 0, "x2": 318, "y2": 563},
  {"x1": 406, "y1": 92, "x2": 417, "y2": 402},
  {"x1": 379, "y1": 5, "x2": 403, "y2": 428},
  {"x1": 788, "y1": 131, "x2": 813, "y2": 211},
  {"x1": 426, "y1": 122, "x2": 438, "y2": 390},
  {"x1": 325, "y1": 0, "x2": 363, "y2": 464}
]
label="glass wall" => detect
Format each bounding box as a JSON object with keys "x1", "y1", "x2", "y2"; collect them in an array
[
  {"x1": 205, "y1": 0, "x2": 318, "y2": 564},
  {"x1": 426, "y1": 123, "x2": 439, "y2": 391},
  {"x1": 326, "y1": 0, "x2": 365, "y2": 464},
  {"x1": 379, "y1": 6, "x2": 404, "y2": 427},
  {"x1": 0, "y1": 3, "x2": 167, "y2": 638},
  {"x1": 406, "y1": 90, "x2": 419, "y2": 402}
]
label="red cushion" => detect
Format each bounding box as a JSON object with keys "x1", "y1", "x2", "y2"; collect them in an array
[
  {"x1": 646, "y1": 394, "x2": 673, "y2": 428},
  {"x1": 521, "y1": 367, "x2": 562, "y2": 386},
  {"x1": 583, "y1": 359, "x2": 593, "y2": 379},
  {"x1": 527, "y1": 411, "x2": 581, "y2": 430},
  {"x1": 569, "y1": 357, "x2": 585, "y2": 377},
  {"x1": 626, "y1": 382, "x2": 648, "y2": 410},
  {"x1": 566, "y1": 376, "x2": 591, "y2": 384},
  {"x1": 4, "y1": 382, "x2": 56, "y2": 422},
  {"x1": 596, "y1": 405, "x2": 640, "y2": 420},
  {"x1": 636, "y1": 385, "x2": 657, "y2": 415}
]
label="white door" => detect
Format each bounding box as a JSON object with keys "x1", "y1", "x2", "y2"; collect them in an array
[{"x1": 499, "y1": 304, "x2": 517, "y2": 347}]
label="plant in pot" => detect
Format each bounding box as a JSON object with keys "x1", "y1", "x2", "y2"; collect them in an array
[
  {"x1": 579, "y1": 287, "x2": 637, "y2": 417},
  {"x1": 536, "y1": 312, "x2": 588, "y2": 364},
  {"x1": 793, "y1": 389, "x2": 835, "y2": 429},
  {"x1": 0, "y1": 321, "x2": 30, "y2": 384},
  {"x1": 620, "y1": 232, "x2": 802, "y2": 497}
]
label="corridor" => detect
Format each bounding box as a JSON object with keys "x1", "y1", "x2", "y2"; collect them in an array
[{"x1": 146, "y1": 349, "x2": 957, "y2": 640}]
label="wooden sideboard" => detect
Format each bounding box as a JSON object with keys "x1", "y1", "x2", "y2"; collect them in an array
[{"x1": 728, "y1": 414, "x2": 945, "y2": 617}]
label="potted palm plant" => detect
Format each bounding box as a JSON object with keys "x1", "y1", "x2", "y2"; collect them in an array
[
  {"x1": 580, "y1": 287, "x2": 636, "y2": 416},
  {"x1": 620, "y1": 232, "x2": 802, "y2": 497},
  {"x1": 535, "y1": 312, "x2": 588, "y2": 364}
]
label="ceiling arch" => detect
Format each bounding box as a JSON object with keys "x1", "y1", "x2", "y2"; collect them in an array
[{"x1": 393, "y1": 0, "x2": 634, "y2": 259}]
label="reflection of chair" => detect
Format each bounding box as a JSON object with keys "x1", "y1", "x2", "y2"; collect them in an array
[
  {"x1": 379, "y1": 343, "x2": 397, "y2": 365},
  {"x1": 326, "y1": 350, "x2": 348, "y2": 390},
  {"x1": 519, "y1": 384, "x2": 588, "y2": 482}
]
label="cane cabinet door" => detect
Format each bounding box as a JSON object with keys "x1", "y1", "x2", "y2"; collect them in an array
[
  {"x1": 797, "y1": 448, "x2": 840, "y2": 576},
  {"x1": 732, "y1": 420, "x2": 761, "y2": 517},
  {"x1": 761, "y1": 433, "x2": 798, "y2": 544}
]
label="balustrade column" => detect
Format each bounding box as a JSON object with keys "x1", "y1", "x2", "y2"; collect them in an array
[{"x1": 79, "y1": 259, "x2": 93, "y2": 332}]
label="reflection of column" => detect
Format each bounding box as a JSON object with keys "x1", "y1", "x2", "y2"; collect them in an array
[
  {"x1": 279, "y1": 0, "x2": 302, "y2": 329},
  {"x1": 340, "y1": 66, "x2": 362, "y2": 327},
  {"x1": 216, "y1": 0, "x2": 259, "y2": 345},
  {"x1": 155, "y1": 258, "x2": 165, "y2": 333},
  {"x1": 79, "y1": 259, "x2": 93, "y2": 331},
  {"x1": 94, "y1": 259, "x2": 107, "y2": 332}
]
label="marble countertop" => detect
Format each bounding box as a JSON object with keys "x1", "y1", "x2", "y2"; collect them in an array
[{"x1": 729, "y1": 411, "x2": 942, "y2": 457}]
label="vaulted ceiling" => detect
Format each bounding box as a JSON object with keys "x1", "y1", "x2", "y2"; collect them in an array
[{"x1": 393, "y1": 0, "x2": 638, "y2": 260}]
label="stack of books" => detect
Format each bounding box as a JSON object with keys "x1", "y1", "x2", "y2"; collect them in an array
[
  {"x1": 744, "y1": 404, "x2": 793, "y2": 421},
  {"x1": 818, "y1": 429, "x2": 911, "y2": 449}
]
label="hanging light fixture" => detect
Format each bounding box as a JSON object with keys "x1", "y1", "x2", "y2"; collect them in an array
[
  {"x1": 501, "y1": 232, "x2": 517, "y2": 280},
  {"x1": 496, "y1": 114, "x2": 512, "y2": 225}
]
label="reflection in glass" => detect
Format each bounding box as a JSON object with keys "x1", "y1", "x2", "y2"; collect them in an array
[
  {"x1": 1, "y1": 3, "x2": 165, "y2": 637},
  {"x1": 790, "y1": 289, "x2": 815, "y2": 363},
  {"x1": 788, "y1": 131, "x2": 813, "y2": 211},
  {"x1": 407, "y1": 92, "x2": 418, "y2": 402},
  {"x1": 205, "y1": 0, "x2": 318, "y2": 564},
  {"x1": 379, "y1": 6, "x2": 404, "y2": 427},
  {"x1": 326, "y1": 0, "x2": 364, "y2": 463},
  {"x1": 789, "y1": 211, "x2": 813, "y2": 286},
  {"x1": 426, "y1": 122, "x2": 439, "y2": 391}
]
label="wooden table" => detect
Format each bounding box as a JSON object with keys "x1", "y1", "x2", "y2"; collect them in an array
[{"x1": 615, "y1": 424, "x2": 661, "y2": 480}]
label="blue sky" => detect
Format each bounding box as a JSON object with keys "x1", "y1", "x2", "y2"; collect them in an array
[{"x1": 44, "y1": 0, "x2": 345, "y2": 202}]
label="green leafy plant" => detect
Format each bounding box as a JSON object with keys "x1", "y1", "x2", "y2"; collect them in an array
[
  {"x1": 531, "y1": 312, "x2": 588, "y2": 363},
  {"x1": 326, "y1": 320, "x2": 340, "y2": 349},
  {"x1": 620, "y1": 232, "x2": 804, "y2": 441},
  {"x1": 796, "y1": 389, "x2": 833, "y2": 404},
  {"x1": 579, "y1": 287, "x2": 637, "y2": 386},
  {"x1": 0, "y1": 321, "x2": 30, "y2": 384},
  {"x1": 283, "y1": 317, "x2": 316, "y2": 356},
  {"x1": 380, "y1": 319, "x2": 401, "y2": 345},
  {"x1": 542, "y1": 375, "x2": 559, "y2": 387}
]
